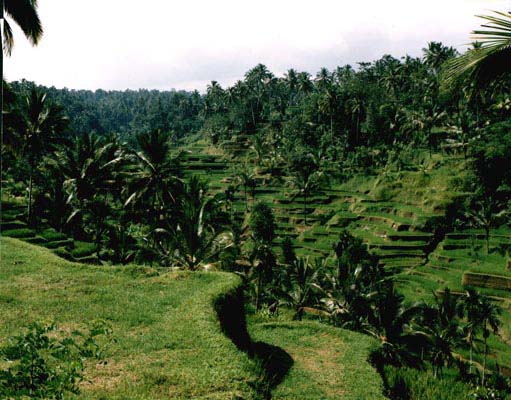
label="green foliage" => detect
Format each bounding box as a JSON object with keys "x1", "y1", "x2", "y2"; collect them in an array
[
  {"x1": 249, "y1": 202, "x2": 276, "y2": 244},
  {"x1": 0, "y1": 322, "x2": 111, "y2": 399},
  {"x1": 384, "y1": 366, "x2": 472, "y2": 400}
]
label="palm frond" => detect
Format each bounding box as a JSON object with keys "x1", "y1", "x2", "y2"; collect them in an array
[
  {"x1": 442, "y1": 11, "x2": 511, "y2": 92},
  {"x1": 3, "y1": 0, "x2": 43, "y2": 53}
]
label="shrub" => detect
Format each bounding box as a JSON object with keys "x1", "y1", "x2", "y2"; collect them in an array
[
  {"x1": 384, "y1": 366, "x2": 471, "y2": 400},
  {"x1": 0, "y1": 322, "x2": 111, "y2": 399}
]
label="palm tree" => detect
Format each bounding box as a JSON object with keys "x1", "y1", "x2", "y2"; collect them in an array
[
  {"x1": 478, "y1": 296, "x2": 501, "y2": 386},
  {"x1": 168, "y1": 176, "x2": 233, "y2": 270},
  {"x1": 278, "y1": 256, "x2": 321, "y2": 321},
  {"x1": 49, "y1": 133, "x2": 122, "y2": 239},
  {"x1": 124, "y1": 130, "x2": 182, "y2": 227},
  {"x1": 1, "y1": 1, "x2": 43, "y2": 199},
  {"x1": 234, "y1": 165, "x2": 255, "y2": 211},
  {"x1": 461, "y1": 289, "x2": 484, "y2": 374},
  {"x1": 464, "y1": 195, "x2": 504, "y2": 255},
  {"x1": 21, "y1": 88, "x2": 68, "y2": 224},
  {"x1": 422, "y1": 41, "x2": 457, "y2": 75},
  {"x1": 288, "y1": 168, "x2": 323, "y2": 225},
  {"x1": 419, "y1": 288, "x2": 464, "y2": 378},
  {"x1": 443, "y1": 11, "x2": 511, "y2": 92}
]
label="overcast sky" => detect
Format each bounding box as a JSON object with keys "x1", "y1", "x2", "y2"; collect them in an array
[{"x1": 3, "y1": 0, "x2": 509, "y2": 92}]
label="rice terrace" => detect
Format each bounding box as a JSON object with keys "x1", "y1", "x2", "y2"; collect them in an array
[{"x1": 1, "y1": 1, "x2": 511, "y2": 399}]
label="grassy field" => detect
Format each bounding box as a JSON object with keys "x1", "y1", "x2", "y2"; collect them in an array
[
  {"x1": 0, "y1": 237, "x2": 256, "y2": 399},
  {"x1": 0, "y1": 238, "x2": 384, "y2": 399},
  {"x1": 249, "y1": 318, "x2": 384, "y2": 400}
]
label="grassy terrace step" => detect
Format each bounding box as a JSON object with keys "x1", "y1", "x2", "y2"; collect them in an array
[
  {"x1": 2, "y1": 227, "x2": 36, "y2": 238},
  {"x1": 368, "y1": 242, "x2": 429, "y2": 251},
  {"x1": 0, "y1": 238, "x2": 257, "y2": 399},
  {"x1": 372, "y1": 249, "x2": 425, "y2": 259},
  {"x1": 0, "y1": 220, "x2": 27, "y2": 231},
  {"x1": 358, "y1": 214, "x2": 415, "y2": 231},
  {"x1": 249, "y1": 320, "x2": 384, "y2": 400},
  {"x1": 41, "y1": 238, "x2": 75, "y2": 249}
]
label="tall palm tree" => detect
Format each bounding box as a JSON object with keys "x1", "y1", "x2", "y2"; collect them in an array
[
  {"x1": 478, "y1": 296, "x2": 501, "y2": 386},
  {"x1": 443, "y1": 11, "x2": 511, "y2": 92},
  {"x1": 461, "y1": 289, "x2": 484, "y2": 374},
  {"x1": 422, "y1": 41, "x2": 457, "y2": 75},
  {"x1": 1, "y1": 1, "x2": 43, "y2": 210},
  {"x1": 169, "y1": 176, "x2": 233, "y2": 270},
  {"x1": 234, "y1": 165, "x2": 255, "y2": 211},
  {"x1": 21, "y1": 88, "x2": 68, "y2": 224},
  {"x1": 288, "y1": 167, "x2": 323, "y2": 225},
  {"x1": 49, "y1": 133, "x2": 122, "y2": 239},
  {"x1": 124, "y1": 130, "x2": 181, "y2": 226},
  {"x1": 278, "y1": 256, "x2": 321, "y2": 321}
]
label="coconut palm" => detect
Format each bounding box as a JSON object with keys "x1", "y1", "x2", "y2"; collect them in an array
[
  {"x1": 1, "y1": 1, "x2": 43, "y2": 183},
  {"x1": 478, "y1": 296, "x2": 501, "y2": 386},
  {"x1": 234, "y1": 165, "x2": 255, "y2": 211},
  {"x1": 1, "y1": 0, "x2": 43, "y2": 56},
  {"x1": 20, "y1": 88, "x2": 68, "y2": 224},
  {"x1": 461, "y1": 289, "x2": 484, "y2": 374},
  {"x1": 278, "y1": 257, "x2": 322, "y2": 321},
  {"x1": 443, "y1": 11, "x2": 511, "y2": 92},
  {"x1": 49, "y1": 133, "x2": 122, "y2": 239},
  {"x1": 124, "y1": 130, "x2": 182, "y2": 225},
  {"x1": 165, "y1": 176, "x2": 233, "y2": 270}
]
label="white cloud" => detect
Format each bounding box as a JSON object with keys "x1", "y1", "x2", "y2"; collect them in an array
[{"x1": 4, "y1": 0, "x2": 509, "y2": 91}]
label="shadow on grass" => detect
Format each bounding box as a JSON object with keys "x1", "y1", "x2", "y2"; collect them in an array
[{"x1": 214, "y1": 285, "x2": 293, "y2": 399}]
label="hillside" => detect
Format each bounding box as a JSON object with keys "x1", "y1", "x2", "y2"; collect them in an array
[
  {"x1": 0, "y1": 238, "x2": 384, "y2": 399},
  {"x1": 175, "y1": 139, "x2": 511, "y2": 374}
]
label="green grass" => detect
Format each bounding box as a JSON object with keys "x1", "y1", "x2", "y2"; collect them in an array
[
  {"x1": 248, "y1": 318, "x2": 385, "y2": 400},
  {"x1": 0, "y1": 238, "x2": 388, "y2": 399},
  {"x1": 0, "y1": 237, "x2": 257, "y2": 399}
]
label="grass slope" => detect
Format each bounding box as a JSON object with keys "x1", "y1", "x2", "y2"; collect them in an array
[
  {"x1": 0, "y1": 238, "x2": 385, "y2": 399},
  {"x1": 249, "y1": 318, "x2": 384, "y2": 400},
  {"x1": 0, "y1": 237, "x2": 255, "y2": 400}
]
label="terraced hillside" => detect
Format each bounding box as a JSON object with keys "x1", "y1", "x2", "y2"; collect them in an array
[
  {"x1": 175, "y1": 141, "x2": 511, "y2": 374},
  {"x1": 0, "y1": 238, "x2": 384, "y2": 399},
  {"x1": 3, "y1": 137, "x2": 511, "y2": 377},
  {"x1": 1, "y1": 201, "x2": 99, "y2": 263}
]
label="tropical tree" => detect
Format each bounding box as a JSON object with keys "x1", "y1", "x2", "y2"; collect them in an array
[
  {"x1": 1, "y1": 0, "x2": 44, "y2": 142},
  {"x1": 419, "y1": 289, "x2": 465, "y2": 378},
  {"x1": 49, "y1": 132, "x2": 122, "y2": 239},
  {"x1": 124, "y1": 130, "x2": 181, "y2": 230},
  {"x1": 478, "y1": 296, "x2": 501, "y2": 386},
  {"x1": 234, "y1": 164, "x2": 255, "y2": 211},
  {"x1": 287, "y1": 151, "x2": 323, "y2": 225},
  {"x1": 165, "y1": 176, "x2": 233, "y2": 270},
  {"x1": 464, "y1": 195, "x2": 504, "y2": 255},
  {"x1": 20, "y1": 88, "x2": 68, "y2": 224},
  {"x1": 278, "y1": 256, "x2": 321, "y2": 321},
  {"x1": 249, "y1": 202, "x2": 276, "y2": 311},
  {"x1": 443, "y1": 11, "x2": 511, "y2": 92},
  {"x1": 461, "y1": 289, "x2": 484, "y2": 374}
]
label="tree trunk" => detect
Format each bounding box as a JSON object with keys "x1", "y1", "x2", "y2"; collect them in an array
[
  {"x1": 485, "y1": 226, "x2": 490, "y2": 255},
  {"x1": 255, "y1": 265, "x2": 263, "y2": 312},
  {"x1": 303, "y1": 191, "x2": 307, "y2": 225},
  {"x1": 28, "y1": 163, "x2": 34, "y2": 225},
  {"x1": 469, "y1": 337, "x2": 473, "y2": 374},
  {"x1": 244, "y1": 186, "x2": 248, "y2": 211},
  {"x1": 330, "y1": 113, "x2": 334, "y2": 143},
  {"x1": 0, "y1": 3, "x2": 4, "y2": 237},
  {"x1": 95, "y1": 224, "x2": 102, "y2": 261},
  {"x1": 483, "y1": 336, "x2": 487, "y2": 387}
]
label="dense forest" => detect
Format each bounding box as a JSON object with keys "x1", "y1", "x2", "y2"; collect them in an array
[{"x1": 2, "y1": 3, "x2": 511, "y2": 399}]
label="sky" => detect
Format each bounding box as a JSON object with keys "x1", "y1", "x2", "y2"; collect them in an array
[{"x1": 3, "y1": 0, "x2": 509, "y2": 92}]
